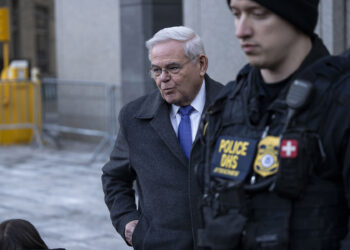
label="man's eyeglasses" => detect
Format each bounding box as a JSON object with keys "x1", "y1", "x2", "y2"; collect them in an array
[{"x1": 150, "y1": 60, "x2": 192, "y2": 78}]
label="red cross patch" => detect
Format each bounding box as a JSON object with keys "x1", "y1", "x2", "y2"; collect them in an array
[{"x1": 280, "y1": 139, "x2": 298, "y2": 158}]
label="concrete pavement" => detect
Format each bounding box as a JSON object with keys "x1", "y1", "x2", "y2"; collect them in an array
[{"x1": 0, "y1": 141, "x2": 130, "y2": 250}]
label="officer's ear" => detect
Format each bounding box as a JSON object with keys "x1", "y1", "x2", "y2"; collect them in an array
[{"x1": 198, "y1": 54, "x2": 208, "y2": 77}]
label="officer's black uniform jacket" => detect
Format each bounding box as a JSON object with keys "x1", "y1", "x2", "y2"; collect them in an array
[{"x1": 200, "y1": 36, "x2": 350, "y2": 249}]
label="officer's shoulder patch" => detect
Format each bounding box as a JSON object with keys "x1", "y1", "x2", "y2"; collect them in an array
[{"x1": 211, "y1": 136, "x2": 257, "y2": 182}]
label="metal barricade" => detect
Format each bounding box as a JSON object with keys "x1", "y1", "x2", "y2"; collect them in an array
[
  {"x1": 41, "y1": 78, "x2": 118, "y2": 162},
  {"x1": 0, "y1": 79, "x2": 43, "y2": 147}
]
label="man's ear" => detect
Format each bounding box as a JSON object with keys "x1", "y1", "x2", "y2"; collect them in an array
[{"x1": 198, "y1": 54, "x2": 208, "y2": 76}]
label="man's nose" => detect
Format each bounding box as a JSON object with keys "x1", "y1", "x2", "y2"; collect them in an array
[
  {"x1": 160, "y1": 69, "x2": 170, "y2": 81},
  {"x1": 235, "y1": 15, "x2": 252, "y2": 39}
]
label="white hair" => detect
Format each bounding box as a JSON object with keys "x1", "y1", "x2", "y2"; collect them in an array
[{"x1": 145, "y1": 26, "x2": 205, "y2": 61}]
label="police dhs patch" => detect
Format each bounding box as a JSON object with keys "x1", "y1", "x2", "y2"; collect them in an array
[
  {"x1": 253, "y1": 136, "x2": 280, "y2": 178},
  {"x1": 211, "y1": 136, "x2": 257, "y2": 181}
]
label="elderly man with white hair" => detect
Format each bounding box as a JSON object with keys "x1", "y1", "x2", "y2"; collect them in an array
[{"x1": 102, "y1": 26, "x2": 222, "y2": 250}]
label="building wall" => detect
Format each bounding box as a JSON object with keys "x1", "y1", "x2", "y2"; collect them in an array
[
  {"x1": 55, "y1": 0, "x2": 121, "y2": 84},
  {"x1": 53, "y1": 0, "x2": 183, "y2": 136},
  {"x1": 120, "y1": 0, "x2": 182, "y2": 105},
  {"x1": 348, "y1": 1, "x2": 350, "y2": 50},
  {"x1": 53, "y1": 0, "x2": 350, "y2": 89},
  {"x1": 52, "y1": 0, "x2": 350, "y2": 139},
  {"x1": 53, "y1": 0, "x2": 122, "y2": 136},
  {"x1": 184, "y1": 0, "x2": 350, "y2": 85},
  {"x1": 317, "y1": 0, "x2": 349, "y2": 55},
  {"x1": 184, "y1": 0, "x2": 246, "y2": 85}
]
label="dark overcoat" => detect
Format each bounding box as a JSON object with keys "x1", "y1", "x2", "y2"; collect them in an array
[{"x1": 102, "y1": 74, "x2": 222, "y2": 250}]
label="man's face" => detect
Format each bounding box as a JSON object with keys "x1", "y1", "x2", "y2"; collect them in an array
[
  {"x1": 150, "y1": 40, "x2": 207, "y2": 106},
  {"x1": 229, "y1": 0, "x2": 301, "y2": 70}
]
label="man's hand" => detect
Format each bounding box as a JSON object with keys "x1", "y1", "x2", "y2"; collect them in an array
[{"x1": 125, "y1": 220, "x2": 139, "y2": 246}]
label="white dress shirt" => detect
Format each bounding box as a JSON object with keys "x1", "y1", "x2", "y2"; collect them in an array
[{"x1": 170, "y1": 80, "x2": 206, "y2": 143}]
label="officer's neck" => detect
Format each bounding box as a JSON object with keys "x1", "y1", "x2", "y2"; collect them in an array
[{"x1": 260, "y1": 36, "x2": 312, "y2": 84}]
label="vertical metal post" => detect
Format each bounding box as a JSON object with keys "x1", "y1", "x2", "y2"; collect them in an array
[
  {"x1": 89, "y1": 83, "x2": 111, "y2": 162},
  {"x1": 107, "y1": 85, "x2": 117, "y2": 153},
  {"x1": 3, "y1": 42, "x2": 8, "y2": 69},
  {"x1": 33, "y1": 80, "x2": 43, "y2": 148}
]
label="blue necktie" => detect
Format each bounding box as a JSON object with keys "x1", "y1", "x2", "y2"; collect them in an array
[{"x1": 178, "y1": 105, "x2": 194, "y2": 159}]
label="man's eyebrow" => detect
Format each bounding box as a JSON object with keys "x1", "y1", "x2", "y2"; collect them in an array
[
  {"x1": 166, "y1": 62, "x2": 181, "y2": 66},
  {"x1": 230, "y1": 6, "x2": 266, "y2": 12},
  {"x1": 151, "y1": 62, "x2": 180, "y2": 67},
  {"x1": 247, "y1": 6, "x2": 267, "y2": 12}
]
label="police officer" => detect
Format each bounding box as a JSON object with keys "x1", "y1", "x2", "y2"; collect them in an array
[{"x1": 197, "y1": 0, "x2": 350, "y2": 249}]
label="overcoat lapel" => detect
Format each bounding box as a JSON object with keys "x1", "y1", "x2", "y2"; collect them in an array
[
  {"x1": 150, "y1": 103, "x2": 188, "y2": 166},
  {"x1": 135, "y1": 92, "x2": 188, "y2": 166}
]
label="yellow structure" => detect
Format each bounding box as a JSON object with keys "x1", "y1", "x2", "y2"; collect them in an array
[
  {"x1": 0, "y1": 61, "x2": 42, "y2": 145},
  {"x1": 0, "y1": 8, "x2": 10, "y2": 41},
  {"x1": 0, "y1": 58, "x2": 42, "y2": 145},
  {"x1": 0, "y1": 7, "x2": 42, "y2": 145},
  {"x1": 0, "y1": 8, "x2": 10, "y2": 70}
]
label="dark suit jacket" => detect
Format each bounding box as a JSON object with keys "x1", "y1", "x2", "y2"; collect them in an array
[{"x1": 102, "y1": 74, "x2": 222, "y2": 250}]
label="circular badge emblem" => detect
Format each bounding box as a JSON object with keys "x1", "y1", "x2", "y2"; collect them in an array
[{"x1": 261, "y1": 154, "x2": 274, "y2": 168}]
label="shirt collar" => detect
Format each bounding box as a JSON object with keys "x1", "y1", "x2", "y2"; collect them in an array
[{"x1": 170, "y1": 79, "x2": 206, "y2": 117}]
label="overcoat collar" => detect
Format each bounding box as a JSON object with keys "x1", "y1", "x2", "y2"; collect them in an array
[{"x1": 134, "y1": 74, "x2": 218, "y2": 165}]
